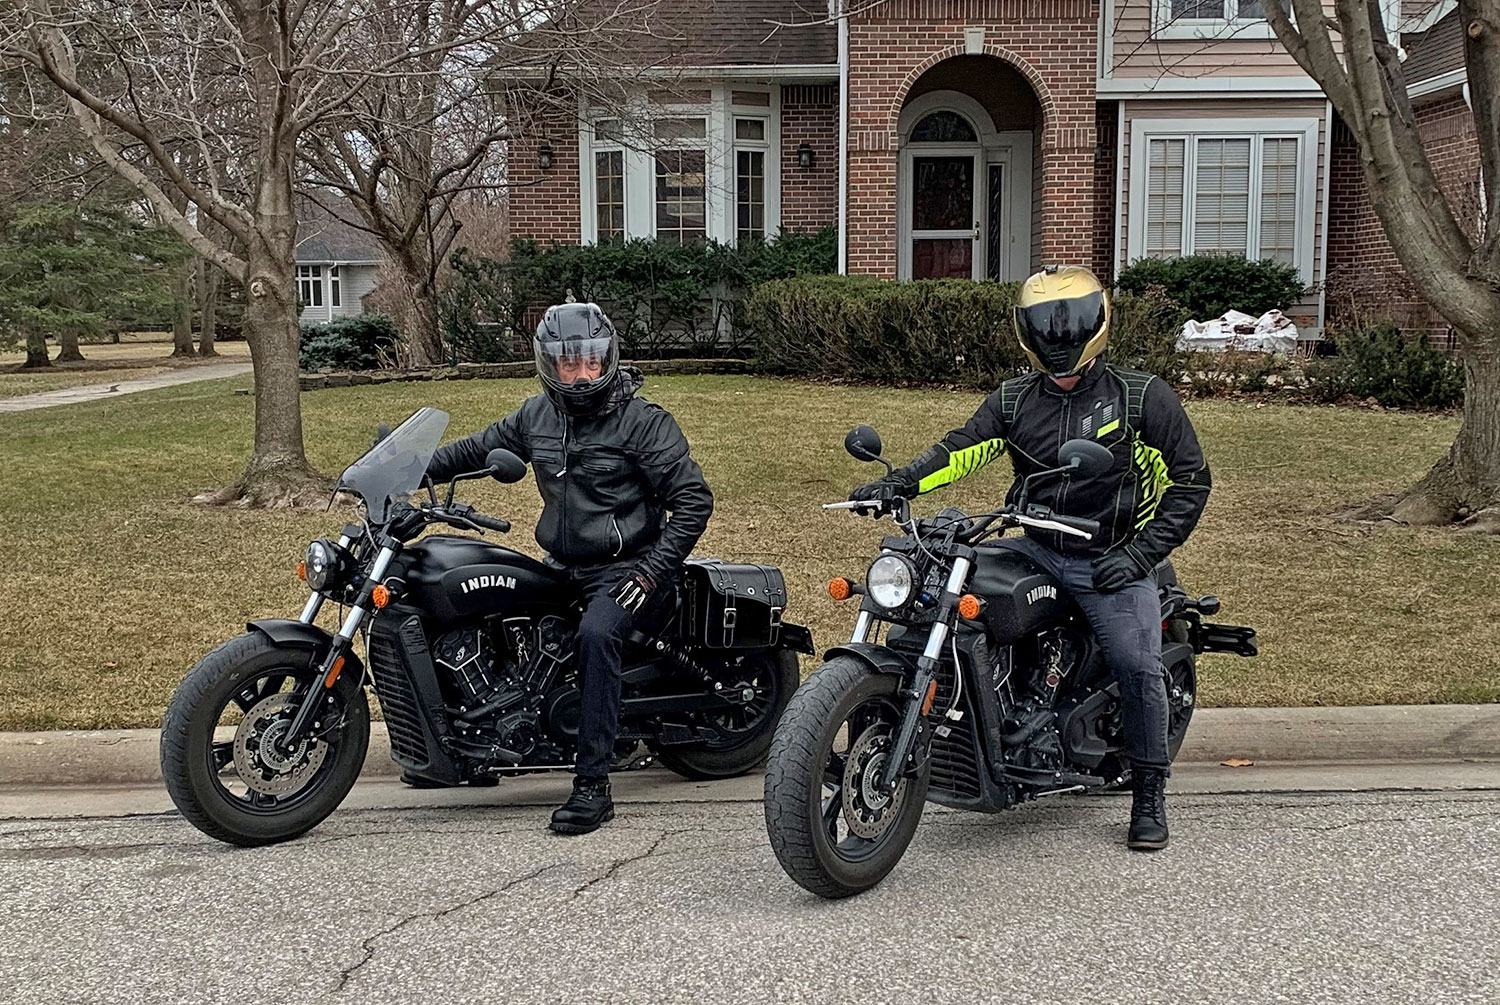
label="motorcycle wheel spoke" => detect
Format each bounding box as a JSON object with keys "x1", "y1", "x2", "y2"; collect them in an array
[
  {"x1": 248, "y1": 790, "x2": 278, "y2": 809},
  {"x1": 211, "y1": 741, "x2": 236, "y2": 774},
  {"x1": 823, "y1": 752, "x2": 847, "y2": 789},
  {"x1": 820, "y1": 792, "x2": 842, "y2": 841}
]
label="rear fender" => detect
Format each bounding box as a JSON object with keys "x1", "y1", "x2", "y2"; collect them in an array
[
  {"x1": 778, "y1": 622, "x2": 815, "y2": 655},
  {"x1": 823, "y1": 642, "x2": 917, "y2": 678}
]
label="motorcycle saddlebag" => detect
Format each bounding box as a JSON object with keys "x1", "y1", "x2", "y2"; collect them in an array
[{"x1": 680, "y1": 558, "x2": 786, "y2": 649}]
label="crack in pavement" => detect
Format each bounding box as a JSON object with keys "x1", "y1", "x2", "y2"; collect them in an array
[
  {"x1": 570, "y1": 829, "x2": 687, "y2": 901},
  {"x1": 333, "y1": 861, "x2": 565, "y2": 993}
]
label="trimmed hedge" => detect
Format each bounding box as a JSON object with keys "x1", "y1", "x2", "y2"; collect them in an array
[
  {"x1": 298, "y1": 314, "x2": 400, "y2": 372},
  {"x1": 747, "y1": 275, "x2": 1190, "y2": 389},
  {"x1": 1117, "y1": 254, "x2": 1307, "y2": 321},
  {"x1": 441, "y1": 229, "x2": 837, "y2": 362}
]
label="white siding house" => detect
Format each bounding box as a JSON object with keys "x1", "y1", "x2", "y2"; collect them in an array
[{"x1": 294, "y1": 203, "x2": 384, "y2": 325}]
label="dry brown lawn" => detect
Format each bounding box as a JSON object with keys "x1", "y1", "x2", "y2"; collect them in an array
[{"x1": 0, "y1": 371, "x2": 1491, "y2": 730}]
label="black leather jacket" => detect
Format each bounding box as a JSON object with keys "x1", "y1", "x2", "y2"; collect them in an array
[
  {"x1": 892, "y1": 362, "x2": 1211, "y2": 565},
  {"x1": 426, "y1": 368, "x2": 713, "y2": 584}
]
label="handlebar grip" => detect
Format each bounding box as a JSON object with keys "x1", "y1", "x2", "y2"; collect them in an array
[
  {"x1": 468, "y1": 513, "x2": 511, "y2": 533},
  {"x1": 1053, "y1": 514, "x2": 1100, "y2": 536}
]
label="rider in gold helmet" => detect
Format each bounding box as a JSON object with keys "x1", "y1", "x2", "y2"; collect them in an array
[{"x1": 852, "y1": 265, "x2": 1211, "y2": 853}]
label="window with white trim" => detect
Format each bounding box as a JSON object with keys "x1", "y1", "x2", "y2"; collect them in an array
[
  {"x1": 578, "y1": 84, "x2": 780, "y2": 246},
  {"x1": 734, "y1": 117, "x2": 768, "y2": 241},
  {"x1": 593, "y1": 119, "x2": 626, "y2": 242},
  {"x1": 1155, "y1": 0, "x2": 1273, "y2": 38},
  {"x1": 295, "y1": 264, "x2": 322, "y2": 308},
  {"x1": 653, "y1": 117, "x2": 707, "y2": 245},
  {"x1": 329, "y1": 265, "x2": 341, "y2": 308},
  {"x1": 1140, "y1": 133, "x2": 1303, "y2": 267}
]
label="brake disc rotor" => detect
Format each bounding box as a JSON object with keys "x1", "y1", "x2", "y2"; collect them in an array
[
  {"x1": 841, "y1": 725, "x2": 906, "y2": 840},
  {"x1": 232, "y1": 693, "x2": 328, "y2": 796}
]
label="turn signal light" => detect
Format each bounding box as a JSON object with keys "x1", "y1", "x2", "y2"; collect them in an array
[
  {"x1": 371, "y1": 584, "x2": 392, "y2": 609},
  {"x1": 957, "y1": 594, "x2": 983, "y2": 620},
  {"x1": 296, "y1": 561, "x2": 307, "y2": 582},
  {"x1": 828, "y1": 577, "x2": 854, "y2": 601}
]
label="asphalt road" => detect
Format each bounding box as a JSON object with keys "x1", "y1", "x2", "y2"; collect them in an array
[{"x1": 2, "y1": 770, "x2": 1498, "y2": 1005}]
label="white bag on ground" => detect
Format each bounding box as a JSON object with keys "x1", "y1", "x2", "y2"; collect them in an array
[{"x1": 1176, "y1": 309, "x2": 1298, "y2": 354}]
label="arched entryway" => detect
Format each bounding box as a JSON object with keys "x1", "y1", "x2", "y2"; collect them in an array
[{"x1": 896, "y1": 56, "x2": 1043, "y2": 281}]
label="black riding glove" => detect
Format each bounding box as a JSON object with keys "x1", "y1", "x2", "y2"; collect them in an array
[
  {"x1": 1090, "y1": 545, "x2": 1153, "y2": 593},
  {"x1": 610, "y1": 570, "x2": 656, "y2": 613},
  {"x1": 849, "y1": 473, "x2": 918, "y2": 507}
]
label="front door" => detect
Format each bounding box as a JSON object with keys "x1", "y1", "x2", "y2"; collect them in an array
[{"x1": 910, "y1": 155, "x2": 979, "y2": 279}]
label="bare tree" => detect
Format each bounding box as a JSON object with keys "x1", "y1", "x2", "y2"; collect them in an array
[
  {"x1": 299, "y1": 0, "x2": 665, "y2": 367},
  {"x1": 1261, "y1": 0, "x2": 1496, "y2": 528},
  {"x1": 2, "y1": 0, "x2": 592, "y2": 503}
]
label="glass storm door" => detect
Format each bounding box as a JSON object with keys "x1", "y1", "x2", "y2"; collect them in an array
[{"x1": 911, "y1": 155, "x2": 979, "y2": 279}]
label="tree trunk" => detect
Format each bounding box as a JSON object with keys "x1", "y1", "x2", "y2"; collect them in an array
[
  {"x1": 55, "y1": 328, "x2": 86, "y2": 362},
  {"x1": 406, "y1": 276, "x2": 446, "y2": 367},
  {"x1": 197, "y1": 258, "x2": 221, "y2": 357},
  {"x1": 22, "y1": 332, "x2": 51, "y2": 368},
  {"x1": 194, "y1": 229, "x2": 325, "y2": 507},
  {"x1": 171, "y1": 257, "x2": 195, "y2": 357},
  {"x1": 1392, "y1": 331, "x2": 1500, "y2": 528}
]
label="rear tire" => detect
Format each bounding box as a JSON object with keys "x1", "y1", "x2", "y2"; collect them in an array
[
  {"x1": 161, "y1": 633, "x2": 370, "y2": 847},
  {"x1": 655, "y1": 649, "x2": 800, "y2": 781},
  {"x1": 763, "y1": 656, "x2": 929, "y2": 899}
]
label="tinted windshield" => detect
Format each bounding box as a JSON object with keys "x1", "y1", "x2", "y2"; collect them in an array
[{"x1": 337, "y1": 407, "x2": 449, "y2": 522}]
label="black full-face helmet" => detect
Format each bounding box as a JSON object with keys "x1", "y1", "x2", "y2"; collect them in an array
[{"x1": 534, "y1": 302, "x2": 620, "y2": 416}]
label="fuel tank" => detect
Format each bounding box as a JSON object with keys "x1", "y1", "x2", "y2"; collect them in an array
[
  {"x1": 969, "y1": 545, "x2": 1070, "y2": 643},
  {"x1": 396, "y1": 535, "x2": 566, "y2": 624}
]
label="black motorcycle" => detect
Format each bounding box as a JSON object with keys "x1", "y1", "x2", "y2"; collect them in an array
[
  {"x1": 763, "y1": 425, "x2": 1257, "y2": 898},
  {"x1": 162, "y1": 407, "x2": 813, "y2": 846}
]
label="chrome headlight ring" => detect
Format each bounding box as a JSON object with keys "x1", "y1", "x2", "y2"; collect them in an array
[{"x1": 866, "y1": 554, "x2": 917, "y2": 610}]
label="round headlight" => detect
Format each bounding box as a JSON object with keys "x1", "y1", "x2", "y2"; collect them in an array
[
  {"x1": 304, "y1": 539, "x2": 340, "y2": 592},
  {"x1": 866, "y1": 555, "x2": 916, "y2": 610}
]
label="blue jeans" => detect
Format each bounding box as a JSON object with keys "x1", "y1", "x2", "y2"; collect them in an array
[{"x1": 994, "y1": 536, "x2": 1171, "y2": 771}]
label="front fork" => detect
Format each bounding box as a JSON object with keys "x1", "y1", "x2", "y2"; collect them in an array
[
  {"x1": 279, "y1": 539, "x2": 395, "y2": 752},
  {"x1": 876, "y1": 555, "x2": 972, "y2": 794}
]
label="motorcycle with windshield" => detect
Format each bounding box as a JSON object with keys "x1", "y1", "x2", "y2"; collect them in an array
[
  {"x1": 763, "y1": 425, "x2": 1257, "y2": 898},
  {"x1": 162, "y1": 407, "x2": 813, "y2": 846}
]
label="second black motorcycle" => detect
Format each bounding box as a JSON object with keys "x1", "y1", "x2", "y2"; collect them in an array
[
  {"x1": 162, "y1": 407, "x2": 813, "y2": 846},
  {"x1": 763, "y1": 425, "x2": 1257, "y2": 898}
]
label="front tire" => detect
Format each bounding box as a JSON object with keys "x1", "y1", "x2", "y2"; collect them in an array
[
  {"x1": 161, "y1": 633, "x2": 370, "y2": 847},
  {"x1": 655, "y1": 649, "x2": 800, "y2": 781},
  {"x1": 763, "y1": 656, "x2": 929, "y2": 899}
]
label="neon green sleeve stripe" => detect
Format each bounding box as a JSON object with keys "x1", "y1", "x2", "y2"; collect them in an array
[{"x1": 917, "y1": 438, "x2": 1005, "y2": 494}]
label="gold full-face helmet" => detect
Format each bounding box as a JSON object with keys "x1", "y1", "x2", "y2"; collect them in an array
[{"x1": 1012, "y1": 266, "x2": 1111, "y2": 378}]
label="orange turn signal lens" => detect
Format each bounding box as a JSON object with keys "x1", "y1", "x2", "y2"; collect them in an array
[
  {"x1": 322, "y1": 655, "x2": 346, "y2": 689},
  {"x1": 828, "y1": 577, "x2": 853, "y2": 602},
  {"x1": 296, "y1": 561, "x2": 307, "y2": 582},
  {"x1": 958, "y1": 594, "x2": 982, "y2": 620},
  {"x1": 921, "y1": 679, "x2": 939, "y2": 716},
  {"x1": 371, "y1": 584, "x2": 391, "y2": 609}
]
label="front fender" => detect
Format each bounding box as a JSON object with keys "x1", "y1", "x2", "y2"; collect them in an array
[
  {"x1": 824, "y1": 642, "x2": 917, "y2": 678},
  {"x1": 247, "y1": 618, "x2": 337, "y2": 650}
]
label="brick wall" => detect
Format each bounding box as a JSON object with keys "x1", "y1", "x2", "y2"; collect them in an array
[
  {"x1": 1325, "y1": 94, "x2": 1480, "y2": 344},
  {"x1": 1093, "y1": 102, "x2": 1118, "y2": 281},
  {"x1": 845, "y1": 0, "x2": 1102, "y2": 278},
  {"x1": 780, "y1": 84, "x2": 839, "y2": 233},
  {"x1": 507, "y1": 99, "x2": 583, "y2": 246}
]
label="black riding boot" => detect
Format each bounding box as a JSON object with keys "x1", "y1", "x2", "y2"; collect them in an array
[
  {"x1": 1128, "y1": 768, "x2": 1169, "y2": 851},
  {"x1": 550, "y1": 775, "x2": 614, "y2": 835}
]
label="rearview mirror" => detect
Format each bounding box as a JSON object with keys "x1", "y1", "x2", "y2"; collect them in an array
[
  {"x1": 485, "y1": 448, "x2": 528, "y2": 484},
  {"x1": 845, "y1": 425, "x2": 884, "y2": 463},
  {"x1": 1058, "y1": 439, "x2": 1114, "y2": 478}
]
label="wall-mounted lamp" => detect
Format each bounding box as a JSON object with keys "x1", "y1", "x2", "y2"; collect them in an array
[
  {"x1": 797, "y1": 142, "x2": 814, "y2": 170},
  {"x1": 537, "y1": 141, "x2": 554, "y2": 171}
]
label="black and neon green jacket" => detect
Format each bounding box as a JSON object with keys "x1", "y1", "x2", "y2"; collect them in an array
[{"x1": 894, "y1": 363, "x2": 1211, "y2": 563}]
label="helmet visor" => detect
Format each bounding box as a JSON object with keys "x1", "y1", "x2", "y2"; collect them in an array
[
  {"x1": 534, "y1": 334, "x2": 619, "y2": 392},
  {"x1": 1014, "y1": 291, "x2": 1107, "y2": 376}
]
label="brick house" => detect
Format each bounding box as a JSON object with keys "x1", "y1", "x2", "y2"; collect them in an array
[{"x1": 502, "y1": 0, "x2": 1478, "y2": 335}]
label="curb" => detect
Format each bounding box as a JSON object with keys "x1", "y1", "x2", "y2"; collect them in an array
[{"x1": 0, "y1": 705, "x2": 1495, "y2": 789}]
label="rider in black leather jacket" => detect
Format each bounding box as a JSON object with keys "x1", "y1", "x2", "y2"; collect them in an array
[{"x1": 426, "y1": 302, "x2": 713, "y2": 834}]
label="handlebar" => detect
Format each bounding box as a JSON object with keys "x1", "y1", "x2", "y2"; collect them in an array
[
  {"x1": 465, "y1": 512, "x2": 511, "y2": 534},
  {"x1": 825, "y1": 498, "x2": 1096, "y2": 541}
]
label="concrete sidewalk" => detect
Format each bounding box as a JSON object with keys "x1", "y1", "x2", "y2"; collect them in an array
[
  {"x1": 1, "y1": 704, "x2": 1496, "y2": 788},
  {"x1": 0, "y1": 362, "x2": 252, "y2": 412}
]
